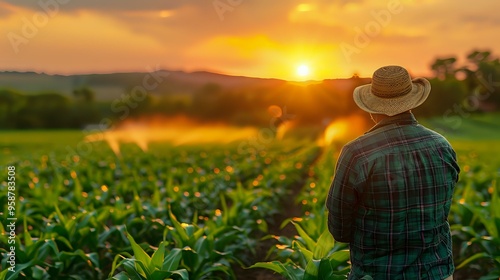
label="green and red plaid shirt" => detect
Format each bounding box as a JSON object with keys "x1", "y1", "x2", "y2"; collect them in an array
[{"x1": 326, "y1": 112, "x2": 460, "y2": 280}]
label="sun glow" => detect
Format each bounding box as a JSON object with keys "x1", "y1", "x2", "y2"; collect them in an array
[
  {"x1": 296, "y1": 64, "x2": 311, "y2": 77},
  {"x1": 319, "y1": 115, "x2": 369, "y2": 146}
]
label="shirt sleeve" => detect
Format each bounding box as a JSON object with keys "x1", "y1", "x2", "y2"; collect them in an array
[
  {"x1": 326, "y1": 145, "x2": 360, "y2": 243},
  {"x1": 450, "y1": 148, "x2": 460, "y2": 183}
]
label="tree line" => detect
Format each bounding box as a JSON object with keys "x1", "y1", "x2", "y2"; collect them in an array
[
  {"x1": 0, "y1": 49, "x2": 499, "y2": 129},
  {"x1": 413, "y1": 49, "x2": 500, "y2": 116}
]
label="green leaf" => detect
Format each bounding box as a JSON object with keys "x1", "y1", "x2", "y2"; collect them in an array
[
  {"x1": 149, "y1": 270, "x2": 173, "y2": 280},
  {"x1": 292, "y1": 240, "x2": 313, "y2": 265},
  {"x1": 279, "y1": 217, "x2": 293, "y2": 230},
  {"x1": 313, "y1": 230, "x2": 335, "y2": 259},
  {"x1": 220, "y1": 193, "x2": 229, "y2": 225},
  {"x1": 491, "y1": 179, "x2": 500, "y2": 218},
  {"x1": 163, "y1": 248, "x2": 183, "y2": 271},
  {"x1": 0, "y1": 268, "x2": 9, "y2": 280},
  {"x1": 126, "y1": 232, "x2": 152, "y2": 277},
  {"x1": 462, "y1": 181, "x2": 479, "y2": 204},
  {"x1": 464, "y1": 204, "x2": 498, "y2": 237},
  {"x1": 110, "y1": 271, "x2": 131, "y2": 280},
  {"x1": 249, "y1": 261, "x2": 287, "y2": 273},
  {"x1": 184, "y1": 224, "x2": 196, "y2": 237},
  {"x1": 495, "y1": 218, "x2": 500, "y2": 240},
  {"x1": 31, "y1": 265, "x2": 46, "y2": 279},
  {"x1": 58, "y1": 249, "x2": 97, "y2": 268},
  {"x1": 328, "y1": 250, "x2": 351, "y2": 268},
  {"x1": 250, "y1": 261, "x2": 304, "y2": 280},
  {"x1": 37, "y1": 239, "x2": 60, "y2": 261},
  {"x1": 304, "y1": 259, "x2": 320, "y2": 280},
  {"x1": 108, "y1": 253, "x2": 132, "y2": 278},
  {"x1": 150, "y1": 241, "x2": 166, "y2": 271},
  {"x1": 87, "y1": 252, "x2": 100, "y2": 268},
  {"x1": 4, "y1": 258, "x2": 38, "y2": 280},
  {"x1": 318, "y1": 258, "x2": 335, "y2": 279},
  {"x1": 23, "y1": 217, "x2": 33, "y2": 247},
  {"x1": 456, "y1": 252, "x2": 490, "y2": 270},
  {"x1": 73, "y1": 172, "x2": 83, "y2": 204},
  {"x1": 193, "y1": 227, "x2": 205, "y2": 241},
  {"x1": 171, "y1": 269, "x2": 189, "y2": 280},
  {"x1": 318, "y1": 268, "x2": 349, "y2": 279},
  {"x1": 55, "y1": 236, "x2": 73, "y2": 250},
  {"x1": 191, "y1": 263, "x2": 231, "y2": 279},
  {"x1": 168, "y1": 207, "x2": 189, "y2": 243},
  {"x1": 122, "y1": 259, "x2": 147, "y2": 280},
  {"x1": 292, "y1": 221, "x2": 316, "y2": 251},
  {"x1": 194, "y1": 236, "x2": 210, "y2": 259},
  {"x1": 479, "y1": 274, "x2": 500, "y2": 280}
]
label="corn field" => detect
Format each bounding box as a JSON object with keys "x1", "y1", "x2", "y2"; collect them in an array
[{"x1": 0, "y1": 127, "x2": 499, "y2": 279}]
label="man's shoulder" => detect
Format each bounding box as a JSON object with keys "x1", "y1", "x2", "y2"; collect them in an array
[
  {"x1": 342, "y1": 124, "x2": 393, "y2": 149},
  {"x1": 339, "y1": 132, "x2": 379, "y2": 158},
  {"x1": 415, "y1": 124, "x2": 454, "y2": 146},
  {"x1": 341, "y1": 123, "x2": 453, "y2": 155}
]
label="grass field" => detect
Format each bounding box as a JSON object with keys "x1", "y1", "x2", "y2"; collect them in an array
[{"x1": 1, "y1": 114, "x2": 500, "y2": 279}]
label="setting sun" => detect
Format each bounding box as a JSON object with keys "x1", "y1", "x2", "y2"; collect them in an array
[{"x1": 296, "y1": 64, "x2": 311, "y2": 78}]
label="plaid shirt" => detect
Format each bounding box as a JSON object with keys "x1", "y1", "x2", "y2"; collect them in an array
[{"x1": 326, "y1": 112, "x2": 460, "y2": 280}]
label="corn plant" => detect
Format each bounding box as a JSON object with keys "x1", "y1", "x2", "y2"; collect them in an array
[
  {"x1": 250, "y1": 217, "x2": 350, "y2": 280},
  {"x1": 452, "y1": 179, "x2": 500, "y2": 279},
  {"x1": 109, "y1": 233, "x2": 188, "y2": 280},
  {"x1": 110, "y1": 207, "x2": 254, "y2": 279},
  {"x1": 0, "y1": 218, "x2": 101, "y2": 279}
]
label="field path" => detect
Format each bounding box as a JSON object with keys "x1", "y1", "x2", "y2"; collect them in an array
[{"x1": 236, "y1": 143, "x2": 326, "y2": 280}]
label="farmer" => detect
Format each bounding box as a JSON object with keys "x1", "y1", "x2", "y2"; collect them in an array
[{"x1": 326, "y1": 65, "x2": 460, "y2": 279}]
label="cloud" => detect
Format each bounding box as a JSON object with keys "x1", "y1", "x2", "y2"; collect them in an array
[
  {"x1": 460, "y1": 13, "x2": 500, "y2": 27},
  {"x1": 0, "y1": 0, "x2": 189, "y2": 12},
  {"x1": 0, "y1": 9, "x2": 167, "y2": 74},
  {"x1": 0, "y1": 1, "x2": 19, "y2": 17},
  {"x1": 2, "y1": 0, "x2": 500, "y2": 79}
]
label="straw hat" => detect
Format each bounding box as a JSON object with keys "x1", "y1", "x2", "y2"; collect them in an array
[{"x1": 353, "y1": 65, "x2": 431, "y2": 116}]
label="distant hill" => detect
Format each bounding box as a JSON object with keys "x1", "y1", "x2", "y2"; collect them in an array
[
  {"x1": 0, "y1": 70, "x2": 367, "y2": 101},
  {"x1": 0, "y1": 70, "x2": 290, "y2": 101}
]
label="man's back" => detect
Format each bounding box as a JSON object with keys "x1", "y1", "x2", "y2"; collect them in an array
[{"x1": 327, "y1": 112, "x2": 460, "y2": 279}]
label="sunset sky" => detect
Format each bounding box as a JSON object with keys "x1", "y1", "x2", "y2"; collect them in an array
[{"x1": 1, "y1": 0, "x2": 500, "y2": 80}]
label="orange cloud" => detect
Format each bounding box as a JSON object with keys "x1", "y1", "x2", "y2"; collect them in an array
[
  {"x1": 1, "y1": 8, "x2": 166, "y2": 73},
  {"x1": 1, "y1": 0, "x2": 500, "y2": 79}
]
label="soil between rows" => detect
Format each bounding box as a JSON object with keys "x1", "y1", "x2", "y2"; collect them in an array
[{"x1": 232, "y1": 147, "x2": 326, "y2": 280}]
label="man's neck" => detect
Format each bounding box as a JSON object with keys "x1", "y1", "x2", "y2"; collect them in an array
[{"x1": 371, "y1": 111, "x2": 411, "y2": 124}]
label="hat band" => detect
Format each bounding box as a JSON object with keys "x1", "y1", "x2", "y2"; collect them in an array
[{"x1": 372, "y1": 83, "x2": 412, "y2": 98}]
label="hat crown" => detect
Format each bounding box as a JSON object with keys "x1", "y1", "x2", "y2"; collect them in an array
[{"x1": 371, "y1": 66, "x2": 413, "y2": 98}]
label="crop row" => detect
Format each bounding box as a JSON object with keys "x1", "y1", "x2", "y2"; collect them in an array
[
  {"x1": 0, "y1": 140, "x2": 319, "y2": 279},
  {"x1": 1, "y1": 139, "x2": 499, "y2": 279}
]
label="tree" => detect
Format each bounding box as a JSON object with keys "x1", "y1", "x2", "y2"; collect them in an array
[
  {"x1": 431, "y1": 57, "x2": 457, "y2": 80},
  {"x1": 466, "y1": 50, "x2": 491, "y2": 69},
  {"x1": 73, "y1": 86, "x2": 95, "y2": 103},
  {"x1": 463, "y1": 50, "x2": 500, "y2": 109},
  {"x1": 0, "y1": 89, "x2": 26, "y2": 129},
  {"x1": 17, "y1": 92, "x2": 72, "y2": 128},
  {"x1": 71, "y1": 86, "x2": 102, "y2": 127}
]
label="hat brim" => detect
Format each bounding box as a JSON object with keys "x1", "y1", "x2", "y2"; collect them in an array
[{"x1": 353, "y1": 77, "x2": 431, "y2": 116}]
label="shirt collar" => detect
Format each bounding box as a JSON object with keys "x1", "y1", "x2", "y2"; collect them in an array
[{"x1": 365, "y1": 112, "x2": 418, "y2": 134}]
